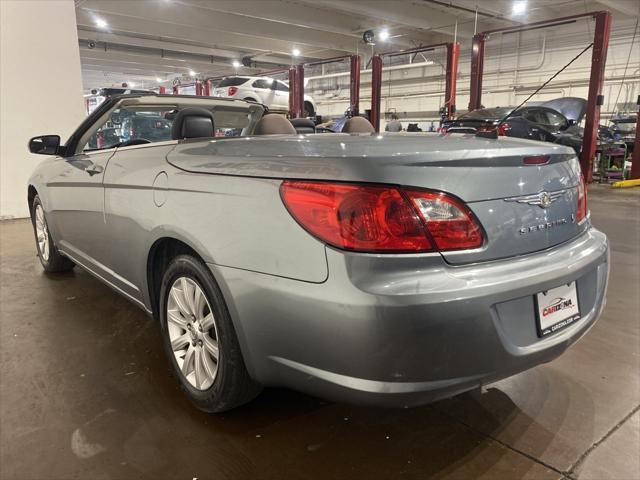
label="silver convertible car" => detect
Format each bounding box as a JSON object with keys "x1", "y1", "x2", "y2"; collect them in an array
[{"x1": 27, "y1": 94, "x2": 609, "y2": 412}]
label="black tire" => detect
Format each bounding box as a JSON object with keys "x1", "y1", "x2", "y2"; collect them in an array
[
  {"x1": 304, "y1": 101, "x2": 315, "y2": 117},
  {"x1": 30, "y1": 195, "x2": 74, "y2": 273},
  {"x1": 158, "y1": 254, "x2": 261, "y2": 412}
]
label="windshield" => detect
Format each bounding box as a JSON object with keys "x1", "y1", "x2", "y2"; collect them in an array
[
  {"x1": 460, "y1": 107, "x2": 514, "y2": 120},
  {"x1": 218, "y1": 77, "x2": 249, "y2": 87}
]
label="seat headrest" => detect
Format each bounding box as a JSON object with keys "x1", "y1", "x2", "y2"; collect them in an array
[
  {"x1": 290, "y1": 118, "x2": 316, "y2": 134},
  {"x1": 171, "y1": 107, "x2": 215, "y2": 140},
  {"x1": 342, "y1": 116, "x2": 375, "y2": 134},
  {"x1": 253, "y1": 114, "x2": 297, "y2": 135}
]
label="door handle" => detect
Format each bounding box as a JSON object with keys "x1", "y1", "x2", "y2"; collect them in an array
[{"x1": 85, "y1": 164, "x2": 104, "y2": 176}]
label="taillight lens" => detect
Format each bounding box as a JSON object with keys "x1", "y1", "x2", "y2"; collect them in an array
[
  {"x1": 497, "y1": 123, "x2": 511, "y2": 136},
  {"x1": 405, "y1": 190, "x2": 484, "y2": 250},
  {"x1": 228, "y1": 86, "x2": 238, "y2": 96},
  {"x1": 576, "y1": 175, "x2": 588, "y2": 222},
  {"x1": 280, "y1": 181, "x2": 484, "y2": 253}
]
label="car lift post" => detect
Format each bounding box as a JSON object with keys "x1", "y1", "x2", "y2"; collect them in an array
[
  {"x1": 195, "y1": 80, "x2": 203, "y2": 96},
  {"x1": 371, "y1": 42, "x2": 458, "y2": 133},
  {"x1": 350, "y1": 55, "x2": 362, "y2": 116},
  {"x1": 468, "y1": 35, "x2": 486, "y2": 112},
  {"x1": 445, "y1": 42, "x2": 460, "y2": 119},
  {"x1": 469, "y1": 11, "x2": 612, "y2": 182},
  {"x1": 203, "y1": 80, "x2": 212, "y2": 96},
  {"x1": 158, "y1": 86, "x2": 166, "y2": 94},
  {"x1": 631, "y1": 95, "x2": 640, "y2": 180},
  {"x1": 288, "y1": 66, "x2": 299, "y2": 118},
  {"x1": 370, "y1": 55, "x2": 383, "y2": 132},
  {"x1": 172, "y1": 84, "x2": 179, "y2": 95},
  {"x1": 289, "y1": 55, "x2": 362, "y2": 119}
]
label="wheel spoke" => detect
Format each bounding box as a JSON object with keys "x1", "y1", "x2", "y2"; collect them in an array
[
  {"x1": 170, "y1": 287, "x2": 191, "y2": 317},
  {"x1": 181, "y1": 278, "x2": 197, "y2": 315},
  {"x1": 194, "y1": 287, "x2": 206, "y2": 319},
  {"x1": 201, "y1": 313, "x2": 215, "y2": 332},
  {"x1": 194, "y1": 348, "x2": 204, "y2": 389},
  {"x1": 181, "y1": 345, "x2": 195, "y2": 377},
  {"x1": 203, "y1": 336, "x2": 219, "y2": 360},
  {"x1": 171, "y1": 332, "x2": 191, "y2": 351},
  {"x1": 201, "y1": 346, "x2": 217, "y2": 379},
  {"x1": 167, "y1": 309, "x2": 188, "y2": 328}
]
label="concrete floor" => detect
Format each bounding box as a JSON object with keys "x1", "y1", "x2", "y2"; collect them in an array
[{"x1": 1, "y1": 185, "x2": 638, "y2": 480}]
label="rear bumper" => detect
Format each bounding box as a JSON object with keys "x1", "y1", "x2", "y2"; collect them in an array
[{"x1": 210, "y1": 228, "x2": 609, "y2": 407}]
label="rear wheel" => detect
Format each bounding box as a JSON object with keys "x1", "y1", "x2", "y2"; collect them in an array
[
  {"x1": 30, "y1": 195, "x2": 74, "y2": 273},
  {"x1": 304, "y1": 101, "x2": 315, "y2": 117},
  {"x1": 158, "y1": 254, "x2": 261, "y2": 412}
]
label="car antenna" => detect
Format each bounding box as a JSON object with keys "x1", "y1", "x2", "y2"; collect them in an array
[{"x1": 476, "y1": 42, "x2": 594, "y2": 139}]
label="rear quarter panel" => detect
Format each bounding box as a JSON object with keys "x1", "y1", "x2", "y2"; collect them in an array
[{"x1": 103, "y1": 143, "x2": 328, "y2": 309}]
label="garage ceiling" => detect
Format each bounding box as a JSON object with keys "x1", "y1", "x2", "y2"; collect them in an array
[{"x1": 76, "y1": 0, "x2": 638, "y2": 91}]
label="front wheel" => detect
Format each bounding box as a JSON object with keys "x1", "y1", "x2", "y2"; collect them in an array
[
  {"x1": 158, "y1": 254, "x2": 261, "y2": 412},
  {"x1": 30, "y1": 195, "x2": 74, "y2": 273}
]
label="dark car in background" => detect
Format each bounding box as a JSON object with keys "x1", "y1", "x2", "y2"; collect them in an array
[{"x1": 442, "y1": 97, "x2": 587, "y2": 153}]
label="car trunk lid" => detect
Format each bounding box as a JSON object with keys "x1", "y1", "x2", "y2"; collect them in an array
[{"x1": 167, "y1": 133, "x2": 587, "y2": 264}]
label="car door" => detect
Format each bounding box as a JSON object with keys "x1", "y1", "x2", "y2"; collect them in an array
[
  {"x1": 251, "y1": 79, "x2": 276, "y2": 108},
  {"x1": 274, "y1": 81, "x2": 290, "y2": 110},
  {"x1": 101, "y1": 107, "x2": 176, "y2": 304},
  {"x1": 46, "y1": 108, "x2": 125, "y2": 279}
]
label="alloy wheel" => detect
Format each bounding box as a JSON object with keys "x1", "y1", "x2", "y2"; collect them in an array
[
  {"x1": 167, "y1": 276, "x2": 220, "y2": 390},
  {"x1": 35, "y1": 204, "x2": 50, "y2": 261}
]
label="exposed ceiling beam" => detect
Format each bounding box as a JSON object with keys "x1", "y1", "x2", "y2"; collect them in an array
[
  {"x1": 295, "y1": 0, "x2": 475, "y2": 39},
  {"x1": 596, "y1": 0, "x2": 640, "y2": 16},
  {"x1": 77, "y1": 0, "x2": 360, "y2": 54}
]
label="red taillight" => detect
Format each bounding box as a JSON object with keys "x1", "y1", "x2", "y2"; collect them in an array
[
  {"x1": 228, "y1": 86, "x2": 238, "y2": 96},
  {"x1": 497, "y1": 123, "x2": 511, "y2": 136},
  {"x1": 405, "y1": 190, "x2": 484, "y2": 250},
  {"x1": 280, "y1": 181, "x2": 484, "y2": 253},
  {"x1": 576, "y1": 175, "x2": 588, "y2": 222},
  {"x1": 522, "y1": 155, "x2": 550, "y2": 165}
]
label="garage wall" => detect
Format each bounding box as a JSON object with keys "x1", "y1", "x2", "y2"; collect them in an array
[
  {"x1": 308, "y1": 16, "x2": 639, "y2": 130},
  {"x1": 0, "y1": 0, "x2": 86, "y2": 219}
]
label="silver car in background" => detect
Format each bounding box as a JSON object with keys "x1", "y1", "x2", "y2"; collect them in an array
[{"x1": 27, "y1": 94, "x2": 609, "y2": 412}]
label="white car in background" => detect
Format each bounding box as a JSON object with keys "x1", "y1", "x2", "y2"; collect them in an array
[{"x1": 213, "y1": 76, "x2": 317, "y2": 116}]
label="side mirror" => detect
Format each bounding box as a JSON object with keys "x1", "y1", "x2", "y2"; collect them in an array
[{"x1": 28, "y1": 135, "x2": 61, "y2": 155}]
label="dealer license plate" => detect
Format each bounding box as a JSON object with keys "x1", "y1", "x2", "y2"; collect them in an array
[{"x1": 535, "y1": 282, "x2": 581, "y2": 337}]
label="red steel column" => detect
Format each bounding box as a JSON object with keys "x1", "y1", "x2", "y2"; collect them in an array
[
  {"x1": 296, "y1": 64, "x2": 305, "y2": 117},
  {"x1": 288, "y1": 67, "x2": 298, "y2": 117},
  {"x1": 195, "y1": 80, "x2": 203, "y2": 96},
  {"x1": 350, "y1": 55, "x2": 361, "y2": 116},
  {"x1": 580, "y1": 11, "x2": 612, "y2": 183},
  {"x1": 469, "y1": 34, "x2": 486, "y2": 111},
  {"x1": 158, "y1": 86, "x2": 166, "y2": 94},
  {"x1": 203, "y1": 80, "x2": 212, "y2": 96},
  {"x1": 370, "y1": 54, "x2": 383, "y2": 133},
  {"x1": 445, "y1": 42, "x2": 459, "y2": 120},
  {"x1": 631, "y1": 98, "x2": 640, "y2": 180}
]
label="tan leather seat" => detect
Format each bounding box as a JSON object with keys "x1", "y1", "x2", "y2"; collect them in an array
[
  {"x1": 253, "y1": 114, "x2": 297, "y2": 135},
  {"x1": 342, "y1": 116, "x2": 375, "y2": 134}
]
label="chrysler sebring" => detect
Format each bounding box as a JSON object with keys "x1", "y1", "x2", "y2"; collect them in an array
[{"x1": 27, "y1": 94, "x2": 609, "y2": 412}]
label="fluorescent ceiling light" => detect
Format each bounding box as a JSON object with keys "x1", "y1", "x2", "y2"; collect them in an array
[
  {"x1": 292, "y1": 47, "x2": 301, "y2": 57},
  {"x1": 232, "y1": 60, "x2": 241, "y2": 68},
  {"x1": 512, "y1": 1, "x2": 527, "y2": 15},
  {"x1": 189, "y1": 70, "x2": 196, "y2": 76},
  {"x1": 156, "y1": 77, "x2": 163, "y2": 82},
  {"x1": 379, "y1": 29, "x2": 390, "y2": 41},
  {"x1": 95, "y1": 17, "x2": 108, "y2": 29}
]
